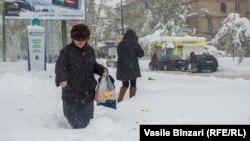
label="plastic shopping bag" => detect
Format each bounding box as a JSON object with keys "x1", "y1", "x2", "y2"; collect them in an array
[{"x1": 95, "y1": 75, "x2": 116, "y2": 109}]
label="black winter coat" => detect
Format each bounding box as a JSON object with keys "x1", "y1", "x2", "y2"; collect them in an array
[
  {"x1": 116, "y1": 29, "x2": 144, "y2": 81},
  {"x1": 55, "y1": 42, "x2": 105, "y2": 104}
]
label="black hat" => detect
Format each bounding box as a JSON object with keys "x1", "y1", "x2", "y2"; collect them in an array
[{"x1": 71, "y1": 24, "x2": 90, "y2": 40}]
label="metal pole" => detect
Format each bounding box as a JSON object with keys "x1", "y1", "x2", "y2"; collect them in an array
[
  {"x1": 2, "y1": 0, "x2": 7, "y2": 62},
  {"x1": 121, "y1": 0, "x2": 124, "y2": 35},
  {"x1": 61, "y1": 20, "x2": 67, "y2": 48},
  {"x1": 45, "y1": 20, "x2": 48, "y2": 62},
  {"x1": 50, "y1": 20, "x2": 55, "y2": 64},
  {"x1": 84, "y1": 0, "x2": 87, "y2": 23}
]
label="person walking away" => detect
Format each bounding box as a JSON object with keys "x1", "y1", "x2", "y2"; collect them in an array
[
  {"x1": 116, "y1": 29, "x2": 144, "y2": 102},
  {"x1": 55, "y1": 24, "x2": 108, "y2": 129},
  {"x1": 190, "y1": 52, "x2": 197, "y2": 73},
  {"x1": 150, "y1": 53, "x2": 157, "y2": 70}
]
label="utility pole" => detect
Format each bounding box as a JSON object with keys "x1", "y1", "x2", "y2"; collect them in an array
[
  {"x1": 2, "y1": 0, "x2": 6, "y2": 62},
  {"x1": 121, "y1": 0, "x2": 124, "y2": 35},
  {"x1": 61, "y1": 20, "x2": 67, "y2": 48}
]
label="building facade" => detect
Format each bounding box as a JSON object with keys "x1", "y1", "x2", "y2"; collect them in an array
[{"x1": 184, "y1": 0, "x2": 250, "y2": 39}]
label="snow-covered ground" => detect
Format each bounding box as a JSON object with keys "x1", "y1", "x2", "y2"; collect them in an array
[{"x1": 0, "y1": 57, "x2": 250, "y2": 141}]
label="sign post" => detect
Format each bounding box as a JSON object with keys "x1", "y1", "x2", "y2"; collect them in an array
[{"x1": 27, "y1": 25, "x2": 46, "y2": 71}]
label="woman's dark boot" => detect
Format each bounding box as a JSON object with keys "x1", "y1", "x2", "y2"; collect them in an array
[
  {"x1": 118, "y1": 86, "x2": 128, "y2": 102},
  {"x1": 129, "y1": 87, "x2": 137, "y2": 98}
]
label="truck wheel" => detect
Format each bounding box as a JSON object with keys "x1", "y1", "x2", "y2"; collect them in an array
[{"x1": 212, "y1": 67, "x2": 217, "y2": 72}]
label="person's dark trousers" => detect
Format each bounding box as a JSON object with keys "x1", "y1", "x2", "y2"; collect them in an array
[
  {"x1": 63, "y1": 100, "x2": 94, "y2": 129},
  {"x1": 153, "y1": 64, "x2": 157, "y2": 70}
]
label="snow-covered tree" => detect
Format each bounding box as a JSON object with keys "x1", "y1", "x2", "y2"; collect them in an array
[
  {"x1": 5, "y1": 20, "x2": 30, "y2": 61},
  {"x1": 124, "y1": 0, "x2": 190, "y2": 37},
  {"x1": 92, "y1": 0, "x2": 190, "y2": 43},
  {"x1": 211, "y1": 13, "x2": 250, "y2": 63},
  {"x1": 86, "y1": 0, "x2": 121, "y2": 41},
  {"x1": 145, "y1": 0, "x2": 190, "y2": 37},
  {"x1": 116, "y1": 0, "x2": 191, "y2": 55}
]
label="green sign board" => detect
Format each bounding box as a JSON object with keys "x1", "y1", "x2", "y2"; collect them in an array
[{"x1": 32, "y1": 18, "x2": 41, "y2": 26}]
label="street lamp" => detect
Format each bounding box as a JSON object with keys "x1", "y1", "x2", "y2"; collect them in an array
[{"x1": 120, "y1": 0, "x2": 124, "y2": 35}]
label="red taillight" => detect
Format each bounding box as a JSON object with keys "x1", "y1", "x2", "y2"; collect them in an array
[{"x1": 66, "y1": 0, "x2": 76, "y2": 4}]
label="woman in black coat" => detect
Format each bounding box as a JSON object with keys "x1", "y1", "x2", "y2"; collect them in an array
[
  {"x1": 55, "y1": 24, "x2": 107, "y2": 129},
  {"x1": 189, "y1": 52, "x2": 197, "y2": 73},
  {"x1": 116, "y1": 29, "x2": 144, "y2": 102}
]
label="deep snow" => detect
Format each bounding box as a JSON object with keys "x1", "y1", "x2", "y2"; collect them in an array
[{"x1": 0, "y1": 57, "x2": 250, "y2": 141}]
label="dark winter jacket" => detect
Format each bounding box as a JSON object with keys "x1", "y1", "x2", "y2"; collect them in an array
[
  {"x1": 116, "y1": 29, "x2": 144, "y2": 81},
  {"x1": 55, "y1": 42, "x2": 105, "y2": 104}
]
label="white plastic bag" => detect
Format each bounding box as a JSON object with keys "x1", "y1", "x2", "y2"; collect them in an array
[{"x1": 95, "y1": 75, "x2": 116, "y2": 109}]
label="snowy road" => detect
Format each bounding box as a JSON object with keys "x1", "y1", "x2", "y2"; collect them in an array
[
  {"x1": 143, "y1": 70, "x2": 250, "y2": 80},
  {"x1": 136, "y1": 57, "x2": 250, "y2": 80},
  {"x1": 101, "y1": 57, "x2": 250, "y2": 80}
]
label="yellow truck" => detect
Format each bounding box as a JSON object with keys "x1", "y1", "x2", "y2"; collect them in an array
[{"x1": 152, "y1": 37, "x2": 206, "y2": 59}]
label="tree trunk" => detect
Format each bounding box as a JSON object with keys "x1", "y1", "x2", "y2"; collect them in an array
[
  {"x1": 2, "y1": 1, "x2": 7, "y2": 62},
  {"x1": 61, "y1": 20, "x2": 68, "y2": 48}
]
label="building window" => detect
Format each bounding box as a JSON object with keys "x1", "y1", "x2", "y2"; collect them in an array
[
  {"x1": 235, "y1": 3, "x2": 240, "y2": 13},
  {"x1": 220, "y1": 3, "x2": 227, "y2": 13}
]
